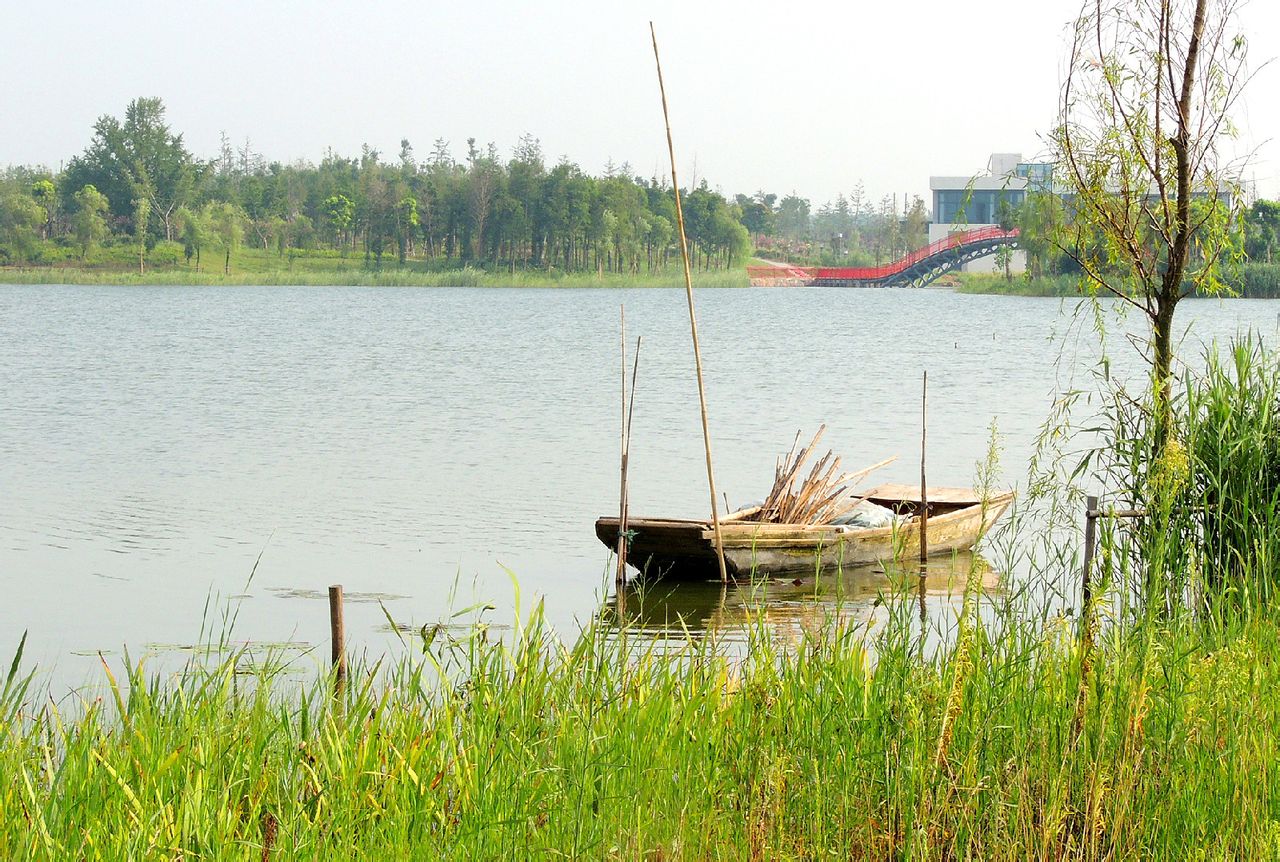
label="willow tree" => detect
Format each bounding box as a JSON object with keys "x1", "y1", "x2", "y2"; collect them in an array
[
  {"x1": 71, "y1": 185, "x2": 109, "y2": 260},
  {"x1": 204, "y1": 201, "x2": 245, "y2": 275},
  {"x1": 1055, "y1": 0, "x2": 1249, "y2": 447}
]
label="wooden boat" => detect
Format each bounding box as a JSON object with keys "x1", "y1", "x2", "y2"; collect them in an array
[{"x1": 596, "y1": 484, "x2": 1013, "y2": 580}]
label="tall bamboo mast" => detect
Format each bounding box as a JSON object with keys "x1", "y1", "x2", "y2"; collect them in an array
[{"x1": 649, "y1": 22, "x2": 728, "y2": 581}]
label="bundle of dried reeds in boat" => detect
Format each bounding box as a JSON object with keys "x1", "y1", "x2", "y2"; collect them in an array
[{"x1": 742, "y1": 425, "x2": 896, "y2": 525}]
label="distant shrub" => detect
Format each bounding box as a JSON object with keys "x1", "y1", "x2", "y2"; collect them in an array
[{"x1": 1238, "y1": 263, "x2": 1280, "y2": 298}]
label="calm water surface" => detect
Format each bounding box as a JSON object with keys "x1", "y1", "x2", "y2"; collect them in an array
[{"x1": 1, "y1": 285, "x2": 1276, "y2": 685}]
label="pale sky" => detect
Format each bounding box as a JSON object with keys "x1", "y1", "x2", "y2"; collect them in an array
[{"x1": 5, "y1": 0, "x2": 1280, "y2": 204}]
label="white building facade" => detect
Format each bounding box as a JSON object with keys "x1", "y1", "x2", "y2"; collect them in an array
[{"x1": 928, "y1": 153, "x2": 1051, "y2": 274}]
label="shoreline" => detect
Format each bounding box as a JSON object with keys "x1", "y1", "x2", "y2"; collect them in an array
[
  {"x1": 0, "y1": 266, "x2": 751, "y2": 289},
  {"x1": 955, "y1": 266, "x2": 1280, "y2": 299}
]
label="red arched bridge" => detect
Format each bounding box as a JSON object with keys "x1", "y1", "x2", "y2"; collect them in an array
[{"x1": 747, "y1": 226, "x2": 1020, "y2": 287}]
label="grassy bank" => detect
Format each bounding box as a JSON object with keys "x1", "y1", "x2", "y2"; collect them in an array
[
  {"x1": 4, "y1": 582, "x2": 1280, "y2": 859},
  {"x1": 0, "y1": 243, "x2": 749, "y2": 288},
  {"x1": 954, "y1": 272, "x2": 1081, "y2": 297},
  {"x1": 956, "y1": 263, "x2": 1280, "y2": 298}
]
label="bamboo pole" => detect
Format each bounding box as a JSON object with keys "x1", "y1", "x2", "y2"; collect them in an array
[
  {"x1": 622, "y1": 337, "x2": 641, "y2": 546},
  {"x1": 919, "y1": 371, "x2": 929, "y2": 564},
  {"x1": 617, "y1": 325, "x2": 642, "y2": 586},
  {"x1": 650, "y1": 22, "x2": 727, "y2": 582},
  {"x1": 616, "y1": 308, "x2": 628, "y2": 585}
]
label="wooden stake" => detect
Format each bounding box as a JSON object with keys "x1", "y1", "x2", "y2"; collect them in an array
[
  {"x1": 1081, "y1": 495, "x2": 1099, "y2": 645},
  {"x1": 617, "y1": 324, "x2": 642, "y2": 586},
  {"x1": 328, "y1": 584, "x2": 346, "y2": 688},
  {"x1": 1072, "y1": 494, "x2": 1100, "y2": 743},
  {"x1": 650, "y1": 22, "x2": 727, "y2": 582},
  {"x1": 919, "y1": 371, "x2": 929, "y2": 564}
]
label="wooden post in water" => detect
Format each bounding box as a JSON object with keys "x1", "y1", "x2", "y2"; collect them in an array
[
  {"x1": 328, "y1": 584, "x2": 347, "y2": 689},
  {"x1": 650, "y1": 22, "x2": 728, "y2": 582},
  {"x1": 919, "y1": 371, "x2": 929, "y2": 565},
  {"x1": 1081, "y1": 495, "x2": 1099, "y2": 645}
]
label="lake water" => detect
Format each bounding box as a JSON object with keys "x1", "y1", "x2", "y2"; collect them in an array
[{"x1": 2, "y1": 284, "x2": 1276, "y2": 686}]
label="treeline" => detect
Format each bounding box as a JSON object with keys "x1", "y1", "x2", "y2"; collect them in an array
[
  {"x1": 738, "y1": 188, "x2": 930, "y2": 266},
  {"x1": 0, "y1": 98, "x2": 751, "y2": 274}
]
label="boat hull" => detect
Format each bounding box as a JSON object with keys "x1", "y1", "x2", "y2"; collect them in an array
[{"x1": 596, "y1": 488, "x2": 1013, "y2": 580}]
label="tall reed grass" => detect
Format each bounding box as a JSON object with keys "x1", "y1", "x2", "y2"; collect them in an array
[
  {"x1": 1185, "y1": 339, "x2": 1280, "y2": 608},
  {"x1": 1074, "y1": 336, "x2": 1280, "y2": 615},
  {"x1": 4, "y1": 563, "x2": 1280, "y2": 858}
]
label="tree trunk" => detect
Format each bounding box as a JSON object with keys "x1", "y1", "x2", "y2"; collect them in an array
[{"x1": 1150, "y1": 296, "x2": 1176, "y2": 455}]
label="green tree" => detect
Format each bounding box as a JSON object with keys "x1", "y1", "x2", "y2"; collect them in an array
[
  {"x1": 133, "y1": 197, "x2": 150, "y2": 274},
  {"x1": 1017, "y1": 192, "x2": 1065, "y2": 278},
  {"x1": 1244, "y1": 199, "x2": 1280, "y2": 263},
  {"x1": 995, "y1": 199, "x2": 1017, "y2": 281},
  {"x1": 266, "y1": 215, "x2": 289, "y2": 256},
  {"x1": 735, "y1": 192, "x2": 776, "y2": 238},
  {"x1": 646, "y1": 213, "x2": 672, "y2": 272},
  {"x1": 63, "y1": 98, "x2": 196, "y2": 241},
  {"x1": 204, "y1": 201, "x2": 245, "y2": 275},
  {"x1": 323, "y1": 194, "x2": 355, "y2": 253},
  {"x1": 395, "y1": 195, "x2": 419, "y2": 264},
  {"x1": 465, "y1": 139, "x2": 498, "y2": 261},
  {"x1": 775, "y1": 194, "x2": 810, "y2": 244},
  {"x1": 904, "y1": 196, "x2": 928, "y2": 252},
  {"x1": 1055, "y1": 0, "x2": 1247, "y2": 447},
  {"x1": 174, "y1": 205, "x2": 209, "y2": 270},
  {"x1": 289, "y1": 214, "x2": 315, "y2": 251},
  {"x1": 71, "y1": 184, "x2": 109, "y2": 259},
  {"x1": 0, "y1": 194, "x2": 45, "y2": 263},
  {"x1": 507, "y1": 134, "x2": 545, "y2": 266},
  {"x1": 31, "y1": 179, "x2": 57, "y2": 239}
]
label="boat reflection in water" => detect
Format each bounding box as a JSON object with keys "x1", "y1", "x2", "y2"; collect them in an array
[{"x1": 601, "y1": 550, "x2": 1001, "y2": 647}]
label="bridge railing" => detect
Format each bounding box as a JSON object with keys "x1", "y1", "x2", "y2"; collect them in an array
[
  {"x1": 746, "y1": 226, "x2": 1020, "y2": 285},
  {"x1": 812, "y1": 226, "x2": 1019, "y2": 281}
]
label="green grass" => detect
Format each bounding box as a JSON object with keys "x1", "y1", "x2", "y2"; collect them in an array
[
  {"x1": 0, "y1": 241, "x2": 750, "y2": 288},
  {"x1": 954, "y1": 273, "x2": 1085, "y2": 297},
  {"x1": 4, "y1": 567, "x2": 1280, "y2": 858}
]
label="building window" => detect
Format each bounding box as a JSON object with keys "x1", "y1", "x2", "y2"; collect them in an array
[{"x1": 933, "y1": 188, "x2": 1025, "y2": 225}]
